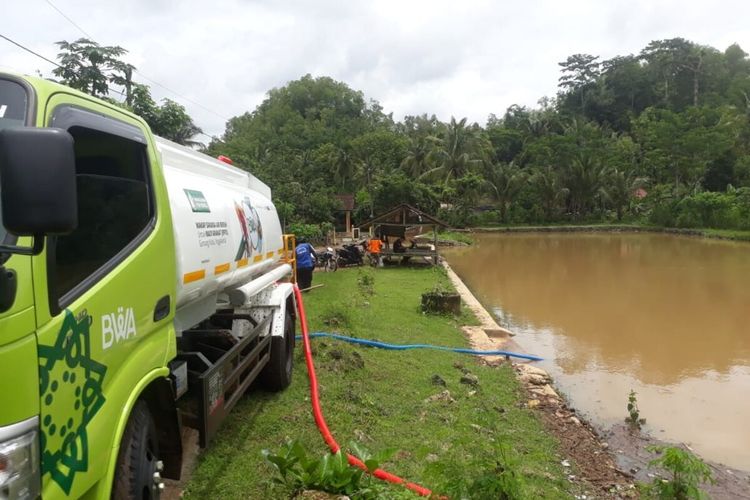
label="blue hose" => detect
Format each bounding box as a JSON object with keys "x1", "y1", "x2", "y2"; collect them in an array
[{"x1": 296, "y1": 331, "x2": 543, "y2": 361}]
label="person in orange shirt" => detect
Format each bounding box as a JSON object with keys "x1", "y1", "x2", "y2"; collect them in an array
[{"x1": 367, "y1": 237, "x2": 383, "y2": 267}]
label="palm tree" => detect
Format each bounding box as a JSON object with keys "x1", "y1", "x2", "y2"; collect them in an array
[
  {"x1": 333, "y1": 147, "x2": 354, "y2": 190},
  {"x1": 400, "y1": 136, "x2": 432, "y2": 178},
  {"x1": 170, "y1": 120, "x2": 204, "y2": 147},
  {"x1": 421, "y1": 117, "x2": 488, "y2": 184},
  {"x1": 564, "y1": 154, "x2": 607, "y2": 217},
  {"x1": 600, "y1": 169, "x2": 648, "y2": 220},
  {"x1": 355, "y1": 156, "x2": 380, "y2": 217},
  {"x1": 531, "y1": 166, "x2": 569, "y2": 220},
  {"x1": 486, "y1": 162, "x2": 528, "y2": 222}
]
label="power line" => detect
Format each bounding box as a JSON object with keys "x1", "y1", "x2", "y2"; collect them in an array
[
  {"x1": 44, "y1": 0, "x2": 94, "y2": 40},
  {"x1": 132, "y1": 71, "x2": 229, "y2": 121},
  {"x1": 42, "y1": 0, "x2": 230, "y2": 122},
  {"x1": 0, "y1": 33, "x2": 60, "y2": 69},
  {"x1": 0, "y1": 32, "x2": 126, "y2": 97}
]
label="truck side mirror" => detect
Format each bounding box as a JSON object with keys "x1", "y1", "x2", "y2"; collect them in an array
[{"x1": 0, "y1": 128, "x2": 77, "y2": 245}]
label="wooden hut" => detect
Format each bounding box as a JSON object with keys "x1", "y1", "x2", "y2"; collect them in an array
[{"x1": 358, "y1": 204, "x2": 449, "y2": 265}]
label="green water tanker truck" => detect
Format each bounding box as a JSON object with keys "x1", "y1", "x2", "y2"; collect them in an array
[{"x1": 0, "y1": 73, "x2": 299, "y2": 499}]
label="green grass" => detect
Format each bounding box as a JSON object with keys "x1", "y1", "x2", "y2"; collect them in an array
[
  {"x1": 471, "y1": 223, "x2": 641, "y2": 231},
  {"x1": 468, "y1": 223, "x2": 750, "y2": 242},
  {"x1": 436, "y1": 230, "x2": 475, "y2": 245},
  {"x1": 694, "y1": 227, "x2": 750, "y2": 241},
  {"x1": 184, "y1": 267, "x2": 571, "y2": 499},
  {"x1": 419, "y1": 230, "x2": 475, "y2": 245}
]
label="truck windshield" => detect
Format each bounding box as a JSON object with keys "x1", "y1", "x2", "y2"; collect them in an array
[{"x1": 0, "y1": 78, "x2": 29, "y2": 243}]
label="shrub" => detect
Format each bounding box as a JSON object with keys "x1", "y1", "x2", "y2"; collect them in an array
[
  {"x1": 356, "y1": 269, "x2": 375, "y2": 298},
  {"x1": 643, "y1": 446, "x2": 714, "y2": 499},
  {"x1": 645, "y1": 186, "x2": 750, "y2": 230},
  {"x1": 287, "y1": 222, "x2": 334, "y2": 245},
  {"x1": 440, "y1": 443, "x2": 525, "y2": 500},
  {"x1": 262, "y1": 440, "x2": 398, "y2": 499},
  {"x1": 625, "y1": 389, "x2": 646, "y2": 430}
]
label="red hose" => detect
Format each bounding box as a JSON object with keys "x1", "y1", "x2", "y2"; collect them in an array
[{"x1": 292, "y1": 284, "x2": 435, "y2": 497}]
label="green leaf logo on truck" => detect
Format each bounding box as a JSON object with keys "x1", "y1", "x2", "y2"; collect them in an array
[
  {"x1": 38, "y1": 310, "x2": 107, "y2": 494},
  {"x1": 184, "y1": 188, "x2": 210, "y2": 213}
]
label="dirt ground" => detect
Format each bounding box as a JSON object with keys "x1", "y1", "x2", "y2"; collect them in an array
[
  {"x1": 163, "y1": 427, "x2": 200, "y2": 500},
  {"x1": 511, "y1": 363, "x2": 750, "y2": 499},
  {"x1": 605, "y1": 422, "x2": 750, "y2": 500}
]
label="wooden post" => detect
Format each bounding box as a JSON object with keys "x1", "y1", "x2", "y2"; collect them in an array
[{"x1": 433, "y1": 224, "x2": 438, "y2": 265}]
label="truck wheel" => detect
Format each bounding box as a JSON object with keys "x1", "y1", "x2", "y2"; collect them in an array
[
  {"x1": 112, "y1": 401, "x2": 163, "y2": 500},
  {"x1": 260, "y1": 310, "x2": 295, "y2": 391}
]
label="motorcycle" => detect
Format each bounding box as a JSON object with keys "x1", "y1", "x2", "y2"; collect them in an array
[
  {"x1": 336, "y1": 243, "x2": 364, "y2": 267},
  {"x1": 317, "y1": 247, "x2": 338, "y2": 272}
]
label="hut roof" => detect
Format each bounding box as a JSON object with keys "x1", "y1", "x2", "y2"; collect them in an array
[{"x1": 358, "y1": 203, "x2": 449, "y2": 229}]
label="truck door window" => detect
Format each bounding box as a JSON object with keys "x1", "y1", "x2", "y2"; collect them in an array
[
  {"x1": 0, "y1": 79, "x2": 28, "y2": 130},
  {"x1": 0, "y1": 77, "x2": 30, "y2": 245},
  {"x1": 48, "y1": 125, "x2": 154, "y2": 309}
]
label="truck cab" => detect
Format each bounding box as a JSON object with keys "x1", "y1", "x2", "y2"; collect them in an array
[{"x1": 0, "y1": 73, "x2": 297, "y2": 500}]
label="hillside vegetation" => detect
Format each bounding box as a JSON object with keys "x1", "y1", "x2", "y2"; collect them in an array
[{"x1": 208, "y1": 38, "x2": 750, "y2": 232}]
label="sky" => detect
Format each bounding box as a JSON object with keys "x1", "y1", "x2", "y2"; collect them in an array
[{"x1": 2, "y1": 0, "x2": 749, "y2": 140}]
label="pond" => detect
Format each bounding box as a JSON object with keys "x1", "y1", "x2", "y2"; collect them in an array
[{"x1": 443, "y1": 232, "x2": 750, "y2": 470}]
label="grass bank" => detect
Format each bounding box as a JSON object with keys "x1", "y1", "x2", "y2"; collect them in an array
[
  {"x1": 458, "y1": 223, "x2": 750, "y2": 242},
  {"x1": 184, "y1": 267, "x2": 574, "y2": 499}
]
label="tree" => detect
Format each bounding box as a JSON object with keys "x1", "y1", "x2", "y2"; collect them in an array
[
  {"x1": 633, "y1": 106, "x2": 743, "y2": 191},
  {"x1": 401, "y1": 136, "x2": 433, "y2": 177},
  {"x1": 485, "y1": 119, "x2": 524, "y2": 163},
  {"x1": 153, "y1": 99, "x2": 203, "y2": 146},
  {"x1": 485, "y1": 162, "x2": 528, "y2": 222},
  {"x1": 333, "y1": 147, "x2": 355, "y2": 191},
  {"x1": 370, "y1": 173, "x2": 439, "y2": 215},
  {"x1": 597, "y1": 55, "x2": 653, "y2": 130},
  {"x1": 442, "y1": 172, "x2": 485, "y2": 222},
  {"x1": 54, "y1": 39, "x2": 202, "y2": 145},
  {"x1": 125, "y1": 84, "x2": 202, "y2": 145},
  {"x1": 530, "y1": 166, "x2": 569, "y2": 220},
  {"x1": 423, "y1": 117, "x2": 488, "y2": 185},
  {"x1": 203, "y1": 37, "x2": 750, "y2": 231},
  {"x1": 639, "y1": 38, "x2": 695, "y2": 109},
  {"x1": 54, "y1": 38, "x2": 133, "y2": 100},
  {"x1": 564, "y1": 154, "x2": 607, "y2": 217},
  {"x1": 600, "y1": 168, "x2": 647, "y2": 220},
  {"x1": 558, "y1": 54, "x2": 601, "y2": 112}
]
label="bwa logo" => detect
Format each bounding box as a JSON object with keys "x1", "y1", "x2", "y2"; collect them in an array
[{"x1": 102, "y1": 307, "x2": 137, "y2": 350}]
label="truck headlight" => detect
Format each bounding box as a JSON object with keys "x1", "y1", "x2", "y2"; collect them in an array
[{"x1": 0, "y1": 417, "x2": 40, "y2": 500}]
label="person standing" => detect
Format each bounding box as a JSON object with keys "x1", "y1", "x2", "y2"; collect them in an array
[
  {"x1": 295, "y1": 238, "x2": 317, "y2": 290},
  {"x1": 367, "y1": 236, "x2": 383, "y2": 267}
]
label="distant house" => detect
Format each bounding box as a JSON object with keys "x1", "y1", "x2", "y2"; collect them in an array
[{"x1": 334, "y1": 194, "x2": 355, "y2": 235}]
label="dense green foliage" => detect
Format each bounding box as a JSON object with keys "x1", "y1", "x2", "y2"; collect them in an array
[
  {"x1": 209, "y1": 38, "x2": 750, "y2": 231},
  {"x1": 53, "y1": 38, "x2": 202, "y2": 145}
]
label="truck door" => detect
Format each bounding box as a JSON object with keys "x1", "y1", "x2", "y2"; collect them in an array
[{"x1": 31, "y1": 97, "x2": 176, "y2": 498}]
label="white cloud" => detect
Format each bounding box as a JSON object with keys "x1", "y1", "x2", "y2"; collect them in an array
[{"x1": 1, "y1": 0, "x2": 749, "y2": 138}]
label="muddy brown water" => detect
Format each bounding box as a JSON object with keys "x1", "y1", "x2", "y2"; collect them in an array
[{"x1": 443, "y1": 232, "x2": 750, "y2": 471}]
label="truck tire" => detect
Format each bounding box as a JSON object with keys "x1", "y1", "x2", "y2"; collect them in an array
[
  {"x1": 260, "y1": 310, "x2": 295, "y2": 391},
  {"x1": 112, "y1": 400, "x2": 163, "y2": 500}
]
